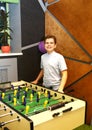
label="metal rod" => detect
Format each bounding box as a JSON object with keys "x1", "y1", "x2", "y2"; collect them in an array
[
  {"x1": 0, "y1": 116, "x2": 21, "y2": 127},
  {"x1": 0, "y1": 111, "x2": 13, "y2": 118},
  {"x1": 0, "y1": 106, "x2": 6, "y2": 111}
]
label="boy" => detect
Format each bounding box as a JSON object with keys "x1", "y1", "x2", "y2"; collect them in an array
[{"x1": 32, "y1": 35, "x2": 68, "y2": 93}]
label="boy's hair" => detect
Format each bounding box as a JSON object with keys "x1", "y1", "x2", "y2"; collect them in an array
[{"x1": 44, "y1": 35, "x2": 56, "y2": 44}]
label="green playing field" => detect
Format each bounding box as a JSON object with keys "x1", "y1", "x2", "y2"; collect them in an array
[{"x1": 0, "y1": 86, "x2": 60, "y2": 116}]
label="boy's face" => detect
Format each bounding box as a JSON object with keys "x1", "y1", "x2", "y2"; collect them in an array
[{"x1": 45, "y1": 38, "x2": 56, "y2": 53}]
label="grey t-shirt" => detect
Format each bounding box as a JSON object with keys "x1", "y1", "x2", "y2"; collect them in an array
[{"x1": 41, "y1": 51, "x2": 67, "y2": 90}]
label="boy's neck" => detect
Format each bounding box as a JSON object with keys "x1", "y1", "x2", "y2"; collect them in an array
[{"x1": 47, "y1": 50, "x2": 55, "y2": 54}]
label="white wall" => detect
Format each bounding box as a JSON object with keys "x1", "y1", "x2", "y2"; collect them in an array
[{"x1": 0, "y1": 58, "x2": 18, "y2": 83}]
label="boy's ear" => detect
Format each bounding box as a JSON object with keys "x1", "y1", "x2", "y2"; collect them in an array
[{"x1": 55, "y1": 44, "x2": 57, "y2": 48}]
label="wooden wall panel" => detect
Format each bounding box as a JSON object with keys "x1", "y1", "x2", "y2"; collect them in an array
[
  {"x1": 45, "y1": 12, "x2": 91, "y2": 63},
  {"x1": 65, "y1": 72, "x2": 92, "y2": 124},
  {"x1": 48, "y1": 0, "x2": 92, "y2": 56},
  {"x1": 45, "y1": 0, "x2": 92, "y2": 124},
  {"x1": 65, "y1": 59, "x2": 92, "y2": 87}
]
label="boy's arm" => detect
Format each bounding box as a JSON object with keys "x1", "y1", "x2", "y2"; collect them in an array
[
  {"x1": 58, "y1": 70, "x2": 68, "y2": 93},
  {"x1": 31, "y1": 69, "x2": 43, "y2": 84}
]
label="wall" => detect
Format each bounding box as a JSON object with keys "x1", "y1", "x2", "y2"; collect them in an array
[
  {"x1": 17, "y1": 0, "x2": 45, "y2": 82},
  {"x1": 9, "y1": 2, "x2": 21, "y2": 53},
  {"x1": 0, "y1": 58, "x2": 18, "y2": 82},
  {"x1": 0, "y1": 1, "x2": 21, "y2": 83},
  {"x1": 45, "y1": 0, "x2": 92, "y2": 124}
]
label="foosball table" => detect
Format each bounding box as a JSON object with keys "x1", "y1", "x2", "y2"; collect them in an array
[{"x1": 0, "y1": 80, "x2": 86, "y2": 130}]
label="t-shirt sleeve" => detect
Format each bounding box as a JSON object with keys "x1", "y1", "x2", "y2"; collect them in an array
[
  {"x1": 58, "y1": 55, "x2": 67, "y2": 71},
  {"x1": 40, "y1": 56, "x2": 43, "y2": 69}
]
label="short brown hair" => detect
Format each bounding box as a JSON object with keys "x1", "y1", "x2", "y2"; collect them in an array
[{"x1": 44, "y1": 35, "x2": 57, "y2": 44}]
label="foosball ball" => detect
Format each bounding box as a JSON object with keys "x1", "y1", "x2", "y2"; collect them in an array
[{"x1": 0, "y1": 80, "x2": 86, "y2": 130}]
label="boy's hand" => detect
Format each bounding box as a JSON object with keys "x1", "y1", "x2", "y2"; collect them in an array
[
  {"x1": 58, "y1": 89, "x2": 64, "y2": 93},
  {"x1": 31, "y1": 80, "x2": 38, "y2": 85}
]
